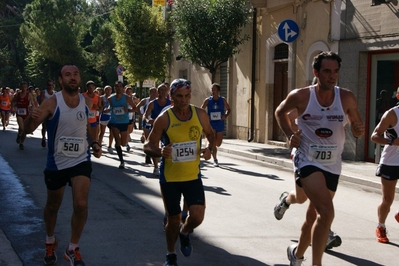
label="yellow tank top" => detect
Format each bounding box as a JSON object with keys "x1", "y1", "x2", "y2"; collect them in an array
[{"x1": 161, "y1": 105, "x2": 203, "y2": 182}]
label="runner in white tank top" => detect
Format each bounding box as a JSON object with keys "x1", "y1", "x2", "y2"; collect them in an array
[
  {"x1": 23, "y1": 65, "x2": 102, "y2": 266},
  {"x1": 371, "y1": 105, "x2": 399, "y2": 243},
  {"x1": 275, "y1": 52, "x2": 365, "y2": 266},
  {"x1": 39, "y1": 80, "x2": 55, "y2": 147},
  {"x1": 293, "y1": 85, "x2": 347, "y2": 175}
]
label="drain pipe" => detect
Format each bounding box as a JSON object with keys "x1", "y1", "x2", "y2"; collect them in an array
[{"x1": 248, "y1": 7, "x2": 257, "y2": 142}]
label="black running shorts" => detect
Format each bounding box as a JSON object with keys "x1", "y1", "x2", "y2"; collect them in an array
[
  {"x1": 160, "y1": 179, "x2": 205, "y2": 216},
  {"x1": 375, "y1": 164, "x2": 399, "y2": 180},
  {"x1": 295, "y1": 165, "x2": 339, "y2": 192},
  {"x1": 44, "y1": 161, "x2": 92, "y2": 190}
]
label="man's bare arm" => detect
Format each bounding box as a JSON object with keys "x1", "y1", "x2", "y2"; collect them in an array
[
  {"x1": 343, "y1": 90, "x2": 365, "y2": 139},
  {"x1": 143, "y1": 113, "x2": 167, "y2": 158},
  {"x1": 200, "y1": 99, "x2": 208, "y2": 110},
  {"x1": 24, "y1": 97, "x2": 55, "y2": 134},
  {"x1": 197, "y1": 107, "x2": 215, "y2": 160}
]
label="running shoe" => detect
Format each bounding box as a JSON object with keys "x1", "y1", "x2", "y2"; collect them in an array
[
  {"x1": 179, "y1": 225, "x2": 192, "y2": 257},
  {"x1": 16, "y1": 134, "x2": 21, "y2": 144},
  {"x1": 287, "y1": 244, "x2": 304, "y2": 266},
  {"x1": 44, "y1": 239, "x2": 58, "y2": 265},
  {"x1": 325, "y1": 230, "x2": 342, "y2": 250},
  {"x1": 42, "y1": 138, "x2": 46, "y2": 147},
  {"x1": 165, "y1": 253, "x2": 178, "y2": 266},
  {"x1": 213, "y1": 159, "x2": 219, "y2": 167},
  {"x1": 153, "y1": 167, "x2": 160, "y2": 176},
  {"x1": 63, "y1": 247, "x2": 85, "y2": 266},
  {"x1": 119, "y1": 162, "x2": 125, "y2": 169},
  {"x1": 107, "y1": 146, "x2": 113, "y2": 154},
  {"x1": 274, "y1": 191, "x2": 289, "y2": 220},
  {"x1": 376, "y1": 226, "x2": 389, "y2": 243},
  {"x1": 19, "y1": 143, "x2": 24, "y2": 150},
  {"x1": 395, "y1": 211, "x2": 399, "y2": 223},
  {"x1": 126, "y1": 144, "x2": 131, "y2": 152}
]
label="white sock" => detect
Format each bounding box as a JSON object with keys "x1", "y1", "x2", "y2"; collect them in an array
[
  {"x1": 68, "y1": 243, "x2": 78, "y2": 251},
  {"x1": 378, "y1": 223, "x2": 385, "y2": 228},
  {"x1": 180, "y1": 227, "x2": 188, "y2": 236},
  {"x1": 46, "y1": 235, "x2": 55, "y2": 244}
]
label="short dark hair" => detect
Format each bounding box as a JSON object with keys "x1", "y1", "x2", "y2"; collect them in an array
[
  {"x1": 312, "y1": 51, "x2": 342, "y2": 72},
  {"x1": 58, "y1": 64, "x2": 78, "y2": 78},
  {"x1": 212, "y1": 83, "x2": 221, "y2": 91}
]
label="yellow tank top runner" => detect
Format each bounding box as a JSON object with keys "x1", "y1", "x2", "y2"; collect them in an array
[{"x1": 163, "y1": 105, "x2": 203, "y2": 182}]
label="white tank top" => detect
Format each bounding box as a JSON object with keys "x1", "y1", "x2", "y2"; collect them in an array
[
  {"x1": 140, "y1": 98, "x2": 149, "y2": 114},
  {"x1": 379, "y1": 107, "x2": 399, "y2": 166},
  {"x1": 44, "y1": 90, "x2": 54, "y2": 99},
  {"x1": 45, "y1": 92, "x2": 90, "y2": 171},
  {"x1": 293, "y1": 86, "x2": 347, "y2": 175}
]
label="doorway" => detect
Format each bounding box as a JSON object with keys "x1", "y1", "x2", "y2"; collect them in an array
[
  {"x1": 272, "y1": 61, "x2": 288, "y2": 141},
  {"x1": 367, "y1": 52, "x2": 399, "y2": 162}
]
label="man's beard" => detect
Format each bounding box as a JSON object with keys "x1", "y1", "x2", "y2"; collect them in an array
[{"x1": 62, "y1": 81, "x2": 79, "y2": 94}]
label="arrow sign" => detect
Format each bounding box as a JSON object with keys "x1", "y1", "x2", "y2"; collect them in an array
[
  {"x1": 278, "y1": 20, "x2": 299, "y2": 43},
  {"x1": 116, "y1": 65, "x2": 124, "y2": 76}
]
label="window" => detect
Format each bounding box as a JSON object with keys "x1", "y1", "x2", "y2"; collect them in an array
[{"x1": 274, "y1": 44, "x2": 288, "y2": 60}]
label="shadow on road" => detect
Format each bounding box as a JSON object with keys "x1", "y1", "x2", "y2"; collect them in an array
[
  {"x1": 0, "y1": 131, "x2": 270, "y2": 265},
  {"x1": 325, "y1": 249, "x2": 385, "y2": 266}
]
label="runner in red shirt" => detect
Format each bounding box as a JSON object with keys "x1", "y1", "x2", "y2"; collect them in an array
[{"x1": 11, "y1": 81, "x2": 38, "y2": 149}]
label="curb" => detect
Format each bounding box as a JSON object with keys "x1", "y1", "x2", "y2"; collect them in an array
[
  {"x1": 217, "y1": 146, "x2": 398, "y2": 194},
  {"x1": 0, "y1": 229, "x2": 23, "y2": 266}
]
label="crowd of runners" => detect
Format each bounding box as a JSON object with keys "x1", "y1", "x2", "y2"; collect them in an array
[
  {"x1": 0, "y1": 64, "x2": 231, "y2": 266},
  {"x1": 2, "y1": 52, "x2": 399, "y2": 266}
]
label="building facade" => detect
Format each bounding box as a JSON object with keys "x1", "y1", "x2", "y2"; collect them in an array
[{"x1": 168, "y1": 0, "x2": 399, "y2": 163}]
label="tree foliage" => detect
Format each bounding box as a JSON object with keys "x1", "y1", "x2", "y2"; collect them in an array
[
  {"x1": 0, "y1": 0, "x2": 30, "y2": 87},
  {"x1": 110, "y1": 0, "x2": 170, "y2": 87},
  {"x1": 1, "y1": 0, "x2": 251, "y2": 90},
  {"x1": 20, "y1": 0, "x2": 90, "y2": 85},
  {"x1": 172, "y1": 0, "x2": 250, "y2": 81},
  {"x1": 86, "y1": 0, "x2": 118, "y2": 86}
]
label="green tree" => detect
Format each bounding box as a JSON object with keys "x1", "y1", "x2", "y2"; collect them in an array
[
  {"x1": 172, "y1": 0, "x2": 250, "y2": 82},
  {"x1": 110, "y1": 0, "x2": 170, "y2": 97},
  {"x1": 86, "y1": 0, "x2": 119, "y2": 86},
  {"x1": 0, "y1": 1, "x2": 30, "y2": 87},
  {"x1": 20, "y1": 0, "x2": 90, "y2": 86}
]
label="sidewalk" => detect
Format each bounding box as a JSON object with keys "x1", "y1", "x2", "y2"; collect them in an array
[
  {"x1": 217, "y1": 137, "x2": 399, "y2": 193},
  {"x1": 132, "y1": 129, "x2": 395, "y2": 192}
]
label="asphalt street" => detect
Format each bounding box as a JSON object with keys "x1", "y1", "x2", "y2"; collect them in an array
[{"x1": 0, "y1": 116, "x2": 398, "y2": 266}]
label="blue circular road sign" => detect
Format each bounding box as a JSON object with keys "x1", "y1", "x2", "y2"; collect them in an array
[{"x1": 277, "y1": 20, "x2": 299, "y2": 43}]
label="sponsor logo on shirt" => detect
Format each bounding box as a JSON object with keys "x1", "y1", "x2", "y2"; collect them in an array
[
  {"x1": 171, "y1": 123, "x2": 181, "y2": 128},
  {"x1": 326, "y1": 115, "x2": 344, "y2": 122},
  {"x1": 302, "y1": 114, "x2": 323, "y2": 121},
  {"x1": 189, "y1": 126, "x2": 201, "y2": 140},
  {"x1": 77, "y1": 111, "x2": 86, "y2": 121},
  {"x1": 315, "y1": 128, "x2": 333, "y2": 138}
]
